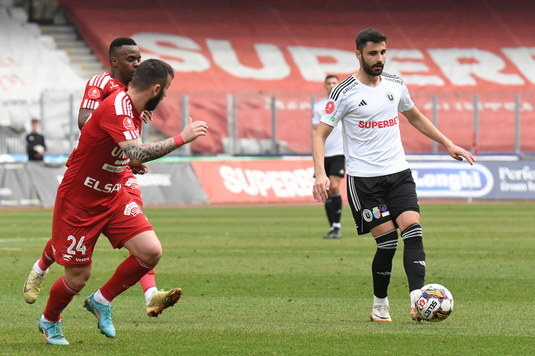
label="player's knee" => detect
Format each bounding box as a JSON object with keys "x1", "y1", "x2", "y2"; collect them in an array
[
  {"x1": 64, "y1": 268, "x2": 91, "y2": 291},
  {"x1": 143, "y1": 242, "x2": 162, "y2": 266}
]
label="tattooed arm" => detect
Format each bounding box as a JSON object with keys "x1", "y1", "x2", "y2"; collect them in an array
[{"x1": 118, "y1": 118, "x2": 208, "y2": 166}]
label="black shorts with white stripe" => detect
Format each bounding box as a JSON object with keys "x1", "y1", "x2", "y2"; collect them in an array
[
  {"x1": 346, "y1": 169, "x2": 420, "y2": 235},
  {"x1": 324, "y1": 155, "x2": 346, "y2": 178}
]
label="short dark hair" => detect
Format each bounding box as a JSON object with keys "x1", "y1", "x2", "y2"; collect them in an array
[
  {"x1": 325, "y1": 75, "x2": 339, "y2": 82},
  {"x1": 108, "y1": 37, "x2": 137, "y2": 60},
  {"x1": 131, "y1": 59, "x2": 174, "y2": 91},
  {"x1": 355, "y1": 28, "x2": 387, "y2": 52}
]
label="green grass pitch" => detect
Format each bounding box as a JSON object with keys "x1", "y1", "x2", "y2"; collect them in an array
[{"x1": 1, "y1": 202, "x2": 534, "y2": 355}]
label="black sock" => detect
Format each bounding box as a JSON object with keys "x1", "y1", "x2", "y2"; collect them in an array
[
  {"x1": 402, "y1": 223, "x2": 426, "y2": 291},
  {"x1": 331, "y1": 193, "x2": 342, "y2": 227},
  {"x1": 372, "y1": 230, "x2": 398, "y2": 298},
  {"x1": 324, "y1": 198, "x2": 334, "y2": 227}
]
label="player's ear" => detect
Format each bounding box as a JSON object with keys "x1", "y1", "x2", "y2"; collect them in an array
[
  {"x1": 355, "y1": 50, "x2": 361, "y2": 61},
  {"x1": 153, "y1": 84, "x2": 161, "y2": 97}
]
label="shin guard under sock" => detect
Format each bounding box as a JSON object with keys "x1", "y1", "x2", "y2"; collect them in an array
[
  {"x1": 401, "y1": 223, "x2": 426, "y2": 291},
  {"x1": 100, "y1": 255, "x2": 155, "y2": 302},
  {"x1": 43, "y1": 276, "x2": 79, "y2": 322},
  {"x1": 372, "y1": 230, "x2": 398, "y2": 298},
  {"x1": 37, "y1": 238, "x2": 56, "y2": 271}
]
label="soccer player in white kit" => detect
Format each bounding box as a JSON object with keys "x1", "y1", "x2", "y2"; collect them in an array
[
  {"x1": 312, "y1": 75, "x2": 345, "y2": 239},
  {"x1": 312, "y1": 28, "x2": 475, "y2": 322}
]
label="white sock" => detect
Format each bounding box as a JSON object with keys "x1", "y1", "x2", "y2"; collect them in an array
[
  {"x1": 33, "y1": 260, "x2": 48, "y2": 275},
  {"x1": 41, "y1": 314, "x2": 59, "y2": 323},
  {"x1": 144, "y1": 287, "x2": 158, "y2": 305},
  {"x1": 93, "y1": 289, "x2": 111, "y2": 305},
  {"x1": 374, "y1": 296, "x2": 388, "y2": 306},
  {"x1": 332, "y1": 222, "x2": 341, "y2": 229}
]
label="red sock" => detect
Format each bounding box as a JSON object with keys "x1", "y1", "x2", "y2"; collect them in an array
[
  {"x1": 37, "y1": 238, "x2": 55, "y2": 271},
  {"x1": 100, "y1": 255, "x2": 155, "y2": 302},
  {"x1": 139, "y1": 269, "x2": 156, "y2": 292},
  {"x1": 129, "y1": 251, "x2": 156, "y2": 292},
  {"x1": 43, "y1": 276, "x2": 79, "y2": 322}
]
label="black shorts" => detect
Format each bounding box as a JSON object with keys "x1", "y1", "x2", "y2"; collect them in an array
[
  {"x1": 347, "y1": 169, "x2": 419, "y2": 235},
  {"x1": 325, "y1": 155, "x2": 345, "y2": 178}
]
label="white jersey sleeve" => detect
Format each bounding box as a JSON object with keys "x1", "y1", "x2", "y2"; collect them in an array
[
  {"x1": 398, "y1": 82, "x2": 414, "y2": 112},
  {"x1": 319, "y1": 76, "x2": 355, "y2": 128},
  {"x1": 312, "y1": 98, "x2": 326, "y2": 125},
  {"x1": 315, "y1": 95, "x2": 345, "y2": 157}
]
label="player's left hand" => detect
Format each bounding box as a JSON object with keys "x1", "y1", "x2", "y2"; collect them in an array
[
  {"x1": 142, "y1": 111, "x2": 153, "y2": 124},
  {"x1": 180, "y1": 117, "x2": 208, "y2": 143},
  {"x1": 448, "y1": 145, "x2": 476, "y2": 165},
  {"x1": 130, "y1": 163, "x2": 149, "y2": 174}
]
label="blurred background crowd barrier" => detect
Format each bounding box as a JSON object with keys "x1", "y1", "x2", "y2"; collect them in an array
[{"x1": 1, "y1": 0, "x2": 534, "y2": 160}]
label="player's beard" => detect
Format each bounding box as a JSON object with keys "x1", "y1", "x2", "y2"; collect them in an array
[
  {"x1": 145, "y1": 90, "x2": 165, "y2": 111},
  {"x1": 361, "y1": 57, "x2": 384, "y2": 77}
]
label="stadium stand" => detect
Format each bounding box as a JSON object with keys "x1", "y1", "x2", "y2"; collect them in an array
[
  {"x1": 56, "y1": 0, "x2": 535, "y2": 155},
  {"x1": 0, "y1": 3, "x2": 86, "y2": 156},
  {"x1": 2, "y1": 0, "x2": 535, "y2": 156}
]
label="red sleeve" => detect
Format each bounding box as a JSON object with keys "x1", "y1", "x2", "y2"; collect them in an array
[
  {"x1": 100, "y1": 111, "x2": 141, "y2": 144},
  {"x1": 79, "y1": 82, "x2": 107, "y2": 110}
]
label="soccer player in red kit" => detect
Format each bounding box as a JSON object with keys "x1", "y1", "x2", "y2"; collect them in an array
[
  {"x1": 38, "y1": 58, "x2": 208, "y2": 345},
  {"x1": 24, "y1": 38, "x2": 180, "y2": 318}
]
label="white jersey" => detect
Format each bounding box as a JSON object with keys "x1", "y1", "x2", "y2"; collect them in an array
[
  {"x1": 320, "y1": 73, "x2": 414, "y2": 177},
  {"x1": 312, "y1": 97, "x2": 344, "y2": 157}
]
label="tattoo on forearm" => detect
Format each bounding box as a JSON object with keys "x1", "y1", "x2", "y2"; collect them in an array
[{"x1": 123, "y1": 138, "x2": 176, "y2": 163}]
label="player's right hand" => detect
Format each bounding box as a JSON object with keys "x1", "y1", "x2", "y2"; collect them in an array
[
  {"x1": 180, "y1": 117, "x2": 208, "y2": 143},
  {"x1": 313, "y1": 174, "x2": 330, "y2": 202}
]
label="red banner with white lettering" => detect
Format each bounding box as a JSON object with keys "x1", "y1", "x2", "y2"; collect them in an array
[
  {"x1": 60, "y1": 0, "x2": 535, "y2": 154},
  {"x1": 191, "y1": 159, "x2": 348, "y2": 204}
]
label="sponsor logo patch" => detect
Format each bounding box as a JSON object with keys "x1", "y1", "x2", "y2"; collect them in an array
[
  {"x1": 123, "y1": 117, "x2": 135, "y2": 130},
  {"x1": 372, "y1": 207, "x2": 381, "y2": 219},
  {"x1": 124, "y1": 201, "x2": 141, "y2": 217},
  {"x1": 88, "y1": 87, "x2": 100, "y2": 99},
  {"x1": 325, "y1": 100, "x2": 335, "y2": 114}
]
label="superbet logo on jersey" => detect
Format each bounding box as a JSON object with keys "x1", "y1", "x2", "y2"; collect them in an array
[
  {"x1": 88, "y1": 87, "x2": 100, "y2": 99},
  {"x1": 325, "y1": 100, "x2": 335, "y2": 114}
]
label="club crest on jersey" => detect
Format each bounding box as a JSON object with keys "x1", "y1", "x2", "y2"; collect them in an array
[
  {"x1": 88, "y1": 87, "x2": 100, "y2": 99},
  {"x1": 325, "y1": 100, "x2": 335, "y2": 114},
  {"x1": 385, "y1": 91, "x2": 395, "y2": 102},
  {"x1": 123, "y1": 117, "x2": 135, "y2": 130}
]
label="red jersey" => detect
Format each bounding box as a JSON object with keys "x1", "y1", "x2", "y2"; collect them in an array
[
  {"x1": 77, "y1": 72, "x2": 140, "y2": 201},
  {"x1": 80, "y1": 72, "x2": 127, "y2": 111},
  {"x1": 59, "y1": 91, "x2": 142, "y2": 209}
]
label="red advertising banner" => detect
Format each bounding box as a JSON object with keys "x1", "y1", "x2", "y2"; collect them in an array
[
  {"x1": 59, "y1": 0, "x2": 535, "y2": 154},
  {"x1": 191, "y1": 158, "x2": 348, "y2": 204}
]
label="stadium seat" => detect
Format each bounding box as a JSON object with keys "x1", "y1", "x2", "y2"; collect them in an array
[
  {"x1": 0, "y1": 0, "x2": 14, "y2": 8},
  {"x1": 7, "y1": 6, "x2": 28, "y2": 23}
]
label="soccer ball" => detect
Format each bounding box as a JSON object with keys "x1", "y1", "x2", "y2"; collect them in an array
[{"x1": 415, "y1": 283, "x2": 454, "y2": 322}]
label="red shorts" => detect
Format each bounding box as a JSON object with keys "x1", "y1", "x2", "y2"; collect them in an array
[
  {"x1": 51, "y1": 191, "x2": 153, "y2": 267},
  {"x1": 123, "y1": 174, "x2": 143, "y2": 208}
]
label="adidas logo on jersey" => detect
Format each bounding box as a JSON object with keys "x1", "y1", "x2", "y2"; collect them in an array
[{"x1": 358, "y1": 100, "x2": 367, "y2": 106}]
